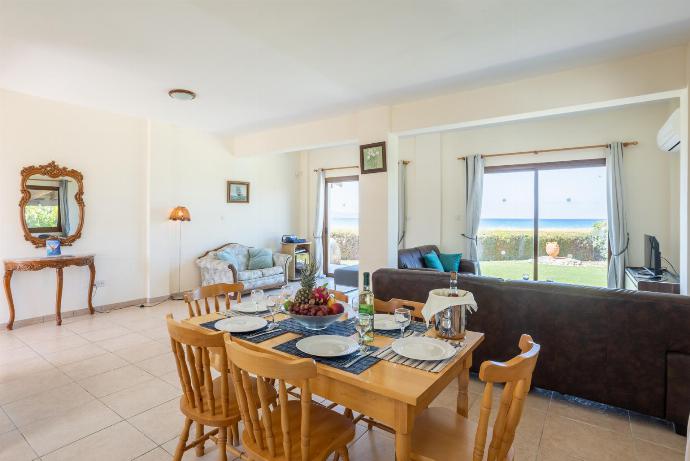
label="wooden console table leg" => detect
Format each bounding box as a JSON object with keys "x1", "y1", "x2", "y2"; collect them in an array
[
  {"x1": 55, "y1": 267, "x2": 64, "y2": 326},
  {"x1": 3, "y1": 270, "x2": 15, "y2": 330},
  {"x1": 87, "y1": 262, "x2": 96, "y2": 315}
]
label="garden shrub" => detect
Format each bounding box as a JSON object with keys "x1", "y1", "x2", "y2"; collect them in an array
[{"x1": 330, "y1": 228, "x2": 359, "y2": 261}]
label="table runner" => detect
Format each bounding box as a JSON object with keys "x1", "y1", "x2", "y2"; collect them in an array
[{"x1": 273, "y1": 338, "x2": 381, "y2": 375}]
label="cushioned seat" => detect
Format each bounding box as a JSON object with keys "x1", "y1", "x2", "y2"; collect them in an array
[{"x1": 334, "y1": 264, "x2": 358, "y2": 289}]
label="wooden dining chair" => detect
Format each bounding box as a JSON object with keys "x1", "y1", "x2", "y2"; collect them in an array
[
  {"x1": 185, "y1": 283, "x2": 244, "y2": 318},
  {"x1": 224, "y1": 337, "x2": 356, "y2": 461},
  {"x1": 410, "y1": 334, "x2": 541, "y2": 461},
  {"x1": 328, "y1": 289, "x2": 349, "y2": 303},
  {"x1": 375, "y1": 297, "x2": 425, "y2": 321}
]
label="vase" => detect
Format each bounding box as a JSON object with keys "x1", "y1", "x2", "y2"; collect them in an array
[{"x1": 545, "y1": 241, "x2": 560, "y2": 258}]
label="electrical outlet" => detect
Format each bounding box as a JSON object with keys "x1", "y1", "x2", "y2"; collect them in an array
[{"x1": 94, "y1": 280, "x2": 105, "y2": 288}]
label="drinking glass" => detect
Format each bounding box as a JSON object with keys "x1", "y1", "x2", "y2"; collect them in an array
[
  {"x1": 279, "y1": 284, "x2": 292, "y2": 311},
  {"x1": 349, "y1": 298, "x2": 359, "y2": 319},
  {"x1": 394, "y1": 308, "x2": 411, "y2": 338},
  {"x1": 250, "y1": 289, "x2": 265, "y2": 313},
  {"x1": 266, "y1": 295, "x2": 278, "y2": 325},
  {"x1": 355, "y1": 313, "x2": 374, "y2": 351}
]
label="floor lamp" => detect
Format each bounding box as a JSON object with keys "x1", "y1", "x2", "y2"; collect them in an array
[{"x1": 169, "y1": 206, "x2": 191, "y2": 300}]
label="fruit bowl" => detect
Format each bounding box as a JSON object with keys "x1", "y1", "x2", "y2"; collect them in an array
[{"x1": 286, "y1": 312, "x2": 342, "y2": 330}]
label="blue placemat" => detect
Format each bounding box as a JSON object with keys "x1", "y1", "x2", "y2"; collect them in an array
[
  {"x1": 198, "y1": 319, "x2": 288, "y2": 343},
  {"x1": 375, "y1": 320, "x2": 430, "y2": 338},
  {"x1": 273, "y1": 337, "x2": 381, "y2": 375},
  {"x1": 275, "y1": 318, "x2": 357, "y2": 337}
]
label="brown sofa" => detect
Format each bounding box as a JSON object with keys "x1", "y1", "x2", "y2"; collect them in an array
[
  {"x1": 398, "y1": 245, "x2": 479, "y2": 275},
  {"x1": 372, "y1": 267, "x2": 690, "y2": 435}
]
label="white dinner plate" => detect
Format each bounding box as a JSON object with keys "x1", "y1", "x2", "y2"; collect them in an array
[
  {"x1": 232, "y1": 301, "x2": 268, "y2": 313},
  {"x1": 374, "y1": 314, "x2": 410, "y2": 331},
  {"x1": 295, "y1": 335, "x2": 359, "y2": 358},
  {"x1": 391, "y1": 336, "x2": 456, "y2": 361},
  {"x1": 214, "y1": 316, "x2": 267, "y2": 333}
]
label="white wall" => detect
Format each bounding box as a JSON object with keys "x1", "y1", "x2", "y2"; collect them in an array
[
  {"x1": 398, "y1": 100, "x2": 681, "y2": 269},
  {"x1": 0, "y1": 89, "x2": 301, "y2": 324}
]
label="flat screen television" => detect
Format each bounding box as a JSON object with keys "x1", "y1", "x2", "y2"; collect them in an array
[{"x1": 644, "y1": 234, "x2": 662, "y2": 276}]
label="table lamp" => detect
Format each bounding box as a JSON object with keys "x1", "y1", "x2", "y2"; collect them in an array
[{"x1": 169, "y1": 206, "x2": 191, "y2": 300}]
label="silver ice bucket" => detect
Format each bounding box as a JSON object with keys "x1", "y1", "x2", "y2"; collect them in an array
[{"x1": 434, "y1": 304, "x2": 466, "y2": 340}]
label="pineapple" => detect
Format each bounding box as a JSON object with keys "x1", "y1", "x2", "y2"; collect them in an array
[{"x1": 294, "y1": 258, "x2": 318, "y2": 304}]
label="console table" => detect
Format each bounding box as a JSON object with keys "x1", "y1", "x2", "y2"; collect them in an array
[{"x1": 3, "y1": 254, "x2": 96, "y2": 330}]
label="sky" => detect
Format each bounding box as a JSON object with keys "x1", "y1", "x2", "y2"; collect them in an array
[{"x1": 481, "y1": 166, "x2": 607, "y2": 220}]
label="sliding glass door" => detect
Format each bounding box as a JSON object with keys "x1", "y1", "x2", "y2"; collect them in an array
[
  {"x1": 479, "y1": 160, "x2": 608, "y2": 287},
  {"x1": 323, "y1": 176, "x2": 359, "y2": 276}
]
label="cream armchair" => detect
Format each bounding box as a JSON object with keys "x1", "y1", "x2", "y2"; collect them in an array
[{"x1": 196, "y1": 243, "x2": 292, "y2": 292}]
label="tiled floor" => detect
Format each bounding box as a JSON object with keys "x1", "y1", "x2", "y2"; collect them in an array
[{"x1": 0, "y1": 299, "x2": 686, "y2": 461}]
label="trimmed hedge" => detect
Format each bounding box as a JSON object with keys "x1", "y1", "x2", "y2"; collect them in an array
[
  {"x1": 478, "y1": 225, "x2": 607, "y2": 261},
  {"x1": 330, "y1": 228, "x2": 360, "y2": 261}
]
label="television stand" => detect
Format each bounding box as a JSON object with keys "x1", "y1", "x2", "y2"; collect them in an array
[{"x1": 625, "y1": 267, "x2": 680, "y2": 294}]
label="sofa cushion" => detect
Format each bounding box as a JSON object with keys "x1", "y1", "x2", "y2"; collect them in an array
[
  {"x1": 248, "y1": 248, "x2": 273, "y2": 270},
  {"x1": 439, "y1": 253, "x2": 462, "y2": 272},
  {"x1": 261, "y1": 266, "x2": 283, "y2": 277},
  {"x1": 237, "y1": 269, "x2": 263, "y2": 281},
  {"x1": 216, "y1": 244, "x2": 249, "y2": 271},
  {"x1": 423, "y1": 252, "x2": 444, "y2": 271},
  {"x1": 217, "y1": 249, "x2": 239, "y2": 267},
  {"x1": 398, "y1": 245, "x2": 440, "y2": 269}
]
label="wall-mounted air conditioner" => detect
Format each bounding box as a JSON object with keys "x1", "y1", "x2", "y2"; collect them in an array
[{"x1": 657, "y1": 108, "x2": 680, "y2": 153}]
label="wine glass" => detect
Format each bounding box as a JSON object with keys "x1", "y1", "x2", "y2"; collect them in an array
[
  {"x1": 279, "y1": 284, "x2": 292, "y2": 312},
  {"x1": 250, "y1": 289, "x2": 265, "y2": 313},
  {"x1": 394, "y1": 308, "x2": 411, "y2": 339}
]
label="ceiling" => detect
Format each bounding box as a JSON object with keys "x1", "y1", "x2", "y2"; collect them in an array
[{"x1": 1, "y1": 1, "x2": 689, "y2": 135}]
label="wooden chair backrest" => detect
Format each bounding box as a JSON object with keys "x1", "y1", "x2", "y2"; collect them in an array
[
  {"x1": 328, "y1": 289, "x2": 349, "y2": 303},
  {"x1": 473, "y1": 334, "x2": 540, "y2": 461},
  {"x1": 224, "y1": 337, "x2": 317, "y2": 461},
  {"x1": 184, "y1": 283, "x2": 244, "y2": 318},
  {"x1": 375, "y1": 298, "x2": 425, "y2": 321},
  {"x1": 166, "y1": 314, "x2": 232, "y2": 419}
]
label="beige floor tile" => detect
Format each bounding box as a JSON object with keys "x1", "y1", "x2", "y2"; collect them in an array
[
  {"x1": 537, "y1": 444, "x2": 586, "y2": 460},
  {"x1": 0, "y1": 368, "x2": 72, "y2": 405},
  {"x1": 96, "y1": 332, "x2": 152, "y2": 352},
  {"x1": 29, "y1": 334, "x2": 91, "y2": 354},
  {"x1": 630, "y1": 414, "x2": 687, "y2": 453},
  {"x1": 550, "y1": 393, "x2": 630, "y2": 434},
  {"x1": 161, "y1": 434, "x2": 228, "y2": 460},
  {"x1": 138, "y1": 325, "x2": 170, "y2": 341},
  {"x1": 40, "y1": 343, "x2": 108, "y2": 366},
  {"x1": 0, "y1": 430, "x2": 37, "y2": 461},
  {"x1": 114, "y1": 340, "x2": 171, "y2": 363},
  {"x1": 78, "y1": 325, "x2": 132, "y2": 342},
  {"x1": 3, "y1": 382, "x2": 94, "y2": 427},
  {"x1": 9, "y1": 323, "x2": 76, "y2": 342},
  {"x1": 0, "y1": 345, "x2": 41, "y2": 366},
  {"x1": 59, "y1": 351, "x2": 129, "y2": 380},
  {"x1": 634, "y1": 438, "x2": 685, "y2": 460},
  {"x1": 540, "y1": 413, "x2": 635, "y2": 461},
  {"x1": 41, "y1": 420, "x2": 156, "y2": 461},
  {"x1": 0, "y1": 408, "x2": 15, "y2": 435},
  {"x1": 0, "y1": 333, "x2": 26, "y2": 351},
  {"x1": 135, "y1": 352, "x2": 177, "y2": 377},
  {"x1": 18, "y1": 399, "x2": 121, "y2": 455},
  {"x1": 0, "y1": 356, "x2": 54, "y2": 384},
  {"x1": 101, "y1": 378, "x2": 180, "y2": 418},
  {"x1": 159, "y1": 370, "x2": 183, "y2": 390},
  {"x1": 135, "y1": 447, "x2": 174, "y2": 461},
  {"x1": 78, "y1": 364, "x2": 153, "y2": 398},
  {"x1": 348, "y1": 428, "x2": 395, "y2": 461},
  {"x1": 127, "y1": 398, "x2": 184, "y2": 444}
]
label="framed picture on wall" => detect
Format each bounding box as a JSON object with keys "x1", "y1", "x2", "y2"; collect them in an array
[
  {"x1": 360, "y1": 141, "x2": 387, "y2": 174},
  {"x1": 227, "y1": 181, "x2": 250, "y2": 203}
]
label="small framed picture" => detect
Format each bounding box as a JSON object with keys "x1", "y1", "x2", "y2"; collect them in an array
[
  {"x1": 360, "y1": 141, "x2": 387, "y2": 174},
  {"x1": 227, "y1": 181, "x2": 250, "y2": 203}
]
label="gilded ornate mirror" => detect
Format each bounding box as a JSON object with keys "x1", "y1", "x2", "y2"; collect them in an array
[{"x1": 20, "y1": 161, "x2": 85, "y2": 248}]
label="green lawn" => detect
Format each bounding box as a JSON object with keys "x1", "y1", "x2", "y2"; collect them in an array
[{"x1": 480, "y1": 260, "x2": 607, "y2": 287}]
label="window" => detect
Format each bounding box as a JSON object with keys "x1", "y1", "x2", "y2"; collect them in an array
[
  {"x1": 323, "y1": 176, "x2": 359, "y2": 276},
  {"x1": 25, "y1": 185, "x2": 62, "y2": 233},
  {"x1": 478, "y1": 159, "x2": 608, "y2": 287}
]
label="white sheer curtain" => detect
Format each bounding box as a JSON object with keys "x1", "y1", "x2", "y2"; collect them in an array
[
  {"x1": 463, "y1": 154, "x2": 484, "y2": 271},
  {"x1": 606, "y1": 142, "x2": 629, "y2": 288},
  {"x1": 313, "y1": 170, "x2": 326, "y2": 277},
  {"x1": 398, "y1": 161, "x2": 408, "y2": 248}
]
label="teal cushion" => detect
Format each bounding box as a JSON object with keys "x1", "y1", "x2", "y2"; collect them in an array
[
  {"x1": 217, "y1": 249, "x2": 238, "y2": 266},
  {"x1": 422, "y1": 252, "x2": 444, "y2": 271},
  {"x1": 439, "y1": 253, "x2": 462, "y2": 272},
  {"x1": 248, "y1": 248, "x2": 273, "y2": 270}
]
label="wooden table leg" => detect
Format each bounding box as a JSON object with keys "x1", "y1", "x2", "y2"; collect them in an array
[
  {"x1": 55, "y1": 267, "x2": 64, "y2": 326},
  {"x1": 3, "y1": 269, "x2": 15, "y2": 330},
  {"x1": 457, "y1": 356, "x2": 472, "y2": 417},
  {"x1": 87, "y1": 262, "x2": 96, "y2": 315},
  {"x1": 395, "y1": 402, "x2": 415, "y2": 461}
]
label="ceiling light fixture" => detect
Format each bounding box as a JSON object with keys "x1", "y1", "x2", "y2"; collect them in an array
[{"x1": 168, "y1": 89, "x2": 196, "y2": 101}]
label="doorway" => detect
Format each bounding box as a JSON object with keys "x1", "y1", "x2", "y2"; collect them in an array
[{"x1": 323, "y1": 176, "x2": 359, "y2": 276}]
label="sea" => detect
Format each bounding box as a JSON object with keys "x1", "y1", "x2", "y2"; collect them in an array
[{"x1": 480, "y1": 218, "x2": 605, "y2": 230}]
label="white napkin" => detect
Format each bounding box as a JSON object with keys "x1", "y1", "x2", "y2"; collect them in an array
[{"x1": 422, "y1": 289, "x2": 478, "y2": 325}]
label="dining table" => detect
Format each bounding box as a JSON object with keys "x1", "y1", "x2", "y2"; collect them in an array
[{"x1": 185, "y1": 311, "x2": 484, "y2": 461}]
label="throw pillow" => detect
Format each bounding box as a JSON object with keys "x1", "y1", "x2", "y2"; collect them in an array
[
  {"x1": 422, "y1": 252, "x2": 444, "y2": 271},
  {"x1": 439, "y1": 253, "x2": 462, "y2": 272},
  {"x1": 217, "y1": 249, "x2": 238, "y2": 267},
  {"x1": 248, "y1": 248, "x2": 273, "y2": 270}
]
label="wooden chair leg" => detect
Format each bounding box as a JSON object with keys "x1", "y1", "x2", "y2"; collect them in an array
[
  {"x1": 231, "y1": 422, "x2": 240, "y2": 446},
  {"x1": 217, "y1": 427, "x2": 228, "y2": 461},
  {"x1": 195, "y1": 423, "x2": 205, "y2": 456},
  {"x1": 337, "y1": 446, "x2": 350, "y2": 461},
  {"x1": 344, "y1": 408, "x2": 353, "y2": 419},
  {"x1": 173, "y1": 418, "x2": 193, "y2": 461}
]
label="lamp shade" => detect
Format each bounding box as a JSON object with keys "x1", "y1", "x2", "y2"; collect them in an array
[{"x1": 169, "y1": 206, "x2": 191, "y2": 222}]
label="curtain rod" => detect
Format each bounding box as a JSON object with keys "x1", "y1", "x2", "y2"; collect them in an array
[
  {"x1": 313, "y1": 160, "x2": 411, "y2": 172},
  {"x1": 457, "y1": 141, "x2": 638, "y2": 160}
]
